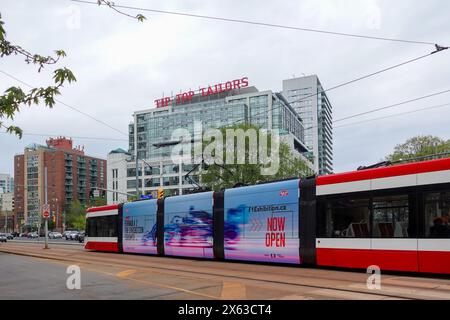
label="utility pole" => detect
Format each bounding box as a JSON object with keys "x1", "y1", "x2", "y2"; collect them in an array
[
  {"x1": 0, "y1": 196, "x2": 5, "y2": 233},
  {"x1": 141, "y1": 160, "x2": 145, "y2": 196},
  {"x1": 44, "y1": 167, "x2": 49, "y2": 249},
  {"x1": 56, "y1": 199, "x2": 59, "y2": 231}
]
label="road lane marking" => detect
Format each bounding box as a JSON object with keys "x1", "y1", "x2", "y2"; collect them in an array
[
  {"x1": 116, "y1": 269, "x2": 137, "y2": 278},
  {"x1": 99, "y1": 269, "x2": 221, "y2": 300},
  {"x1": 220, "y1": 282, "x2": 247, "y2": 299}
]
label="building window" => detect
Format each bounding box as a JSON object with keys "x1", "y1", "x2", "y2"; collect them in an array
[
  {"x1": 127, "y1": 179, "x2": 142, "y2": 189},
  {"x1": 144, "y1": 178, "x2": 160, "y2": 188},
  {"x1": 112, "y1": 169, "x2": 118, "y2": 179},
  {"x1": 163, "y1": 176, "x2": 179, "y2": 186},
  {"x1": 143, "y1": 166, "x2": 160, "y2": 176},
  {"x1": 127, "y1": 168, "x2": 143, "y2": 177},
  {"x1": 163, "y1": 164, "x2": 179, "y2": 174}
]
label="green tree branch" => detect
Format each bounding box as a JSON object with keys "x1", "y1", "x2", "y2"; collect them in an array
[{"x1": 0, "y1": 12, "x2": 76, "y2": 138}]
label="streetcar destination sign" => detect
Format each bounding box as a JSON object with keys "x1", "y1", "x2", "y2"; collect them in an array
[{"x1": 154, "y1": 77, "x2": 249, "y2": 108}]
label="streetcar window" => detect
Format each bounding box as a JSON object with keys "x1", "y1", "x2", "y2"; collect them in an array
[
  {"x1": 320, "y1": 197, "x2": 370, "y2": 238},
  {"x1": 424, "y1": 191, "x2": 450, "y2": 238},
  {"x1": 86, "y1": 215, "x2": 118, "y2": 237},
  {"x1": 372, "y1": 194, "x2": 409, "y2": 238}
]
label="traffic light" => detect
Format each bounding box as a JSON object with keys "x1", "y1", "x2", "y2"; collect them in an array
[
  {"x1": 157, "y1": 188, "x2": 164, "y2": 199},
  {"x1": 52, "y1": 215, "x2": 56, "y2": 223}
]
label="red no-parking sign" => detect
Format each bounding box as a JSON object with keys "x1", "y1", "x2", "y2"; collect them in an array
[{"x1": 42, "y1": 204, "x2": 50, "y2": 219}]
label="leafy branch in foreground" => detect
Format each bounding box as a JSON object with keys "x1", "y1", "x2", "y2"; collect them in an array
[
  {"x1": 0, "y1": 12, "x2": 76, "y2": 138},
  {"x1": 97, "y1": 0, "x2": 147, "y2": 22}
]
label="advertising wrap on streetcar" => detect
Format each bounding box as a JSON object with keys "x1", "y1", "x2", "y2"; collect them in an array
[
  {"x1": 122, "y1": 200, "x2": 158, "y2": 254},
  {"x1": 224, "y1": 179, "x2": 300, "y2": 264},
  {"x1": 163, "y1": 191, "x2": 214, "y2": 258}
]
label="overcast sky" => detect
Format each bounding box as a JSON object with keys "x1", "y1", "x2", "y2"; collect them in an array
[{"x1": 1, "y1": 0, "x2": 449, "y2": 176}]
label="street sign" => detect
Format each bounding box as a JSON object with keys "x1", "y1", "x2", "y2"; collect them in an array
[
  {"x1": 42, "y1": 204, "x2": 50, "y2": 219},
  {"x1": 93, "y1": 189, "x2": 100, "y2": 198}
]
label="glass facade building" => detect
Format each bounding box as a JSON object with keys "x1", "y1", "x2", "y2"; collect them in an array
[{"x1": 122, "y1": 86, "x2": 311, "y2": 197}]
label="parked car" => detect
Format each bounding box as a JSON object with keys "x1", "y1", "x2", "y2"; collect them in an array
[
  {"x1": 70, "y1": 231, "x2": 80, "y2": 240},
  {"x1": 52, "y1": 232, "x2": 63, "y2": 239},
  {"x1": 0, "y1": 233, "x2": 7, "y2": 243},
  {"x1": 28, "y1": 232, "x2": 39, "y2": 239},
  {"x1": 5, "y1": 233, "x2": 14, "y2": 240},
  {"x1": 63, "y1": 230, "x2": 76, "y2": 238},
  {"x1": 11, "y1": 232, "x2": 20, "y2": 237},
  {"x1": 65, "y1": 231, "x2": 79, "y2": 240},
  {"x1": 78, "y1": 231, "x2": 85, "y2": 243},
  {"x1": 19, "y1": 232, "x2": 28, "y2": 237}
]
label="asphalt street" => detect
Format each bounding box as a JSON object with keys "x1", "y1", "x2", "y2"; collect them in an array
[
  {"x1": 1, "y1": 242, "x2": 450, "y2": 300},
  {"x1": 0, "y1": 252, "x2": 210, "y2": 300}
]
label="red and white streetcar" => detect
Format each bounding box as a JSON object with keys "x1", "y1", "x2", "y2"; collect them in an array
[{"x1": 85, "y1": 158, "x2": 450, "y2": 274}]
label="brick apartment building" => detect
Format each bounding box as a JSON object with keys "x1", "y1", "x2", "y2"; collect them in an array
[{"x1": 14, "y1": 137, "x2": 106, "y2": 232}]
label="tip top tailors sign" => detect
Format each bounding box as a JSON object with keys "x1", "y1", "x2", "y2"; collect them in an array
[{"x1": 154, "y1": 77, "x2": 249, "y2": 108}]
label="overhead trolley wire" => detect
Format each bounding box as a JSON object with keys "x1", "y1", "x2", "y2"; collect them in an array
[
  {"x1": 302, "y1": 88, "x2": 450, "y2": 131},
  {"x1": 334, "y1": 88, "x2": 450, "y2": 123},
  {"x1": 0, "y1": 69, "x2": 128, "y2": 136},
  {"x1": 333, "y1": 102, "x2": 450, "y2": 129},
  {"x1": 70, "y1": 0, "x2": 447, "y2": 47},
  {"x1": 233, "y1": 48, "x2": 447, "y2": 126}
]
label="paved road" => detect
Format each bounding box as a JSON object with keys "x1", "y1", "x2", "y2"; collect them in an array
[{"x1": 1, "y1": 242, "x2": 449, "y2": 300}]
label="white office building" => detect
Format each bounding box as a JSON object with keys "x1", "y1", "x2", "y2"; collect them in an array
[
  {"x1": 0, "y1": 192, "x2": 14, "y2": 212},
  {"x1": 107, "y1": 148, "x2": 131, "y2": 204},
  {"x1": 282, "y1": 75, "x2": 333, "y2": 175},
  {"x1": 0, "y1": 173, "x2": 14, "y2": 194}
]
